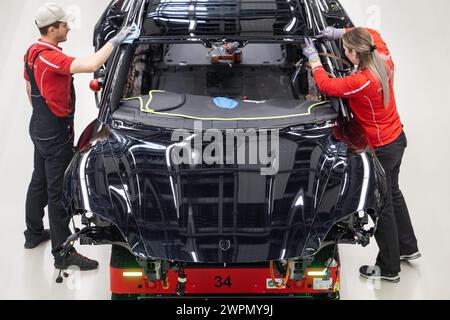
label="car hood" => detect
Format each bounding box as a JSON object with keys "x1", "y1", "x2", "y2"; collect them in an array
[{"x1": 78, "y1": 125, "x2": 369, "y2": 263}]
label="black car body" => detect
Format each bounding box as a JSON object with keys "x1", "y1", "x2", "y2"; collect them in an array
[{"x1": 63, "y1": 0, "x2": 386, "y2": 276}]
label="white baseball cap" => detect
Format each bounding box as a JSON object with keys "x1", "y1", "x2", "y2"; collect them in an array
[{"x1": 35, "y1": 3, "x2": 74, "y2": 28}]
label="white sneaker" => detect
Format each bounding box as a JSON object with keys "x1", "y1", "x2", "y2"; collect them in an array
[{"x1": 400, "y1": 252, "x2": 421, "y2": 261}]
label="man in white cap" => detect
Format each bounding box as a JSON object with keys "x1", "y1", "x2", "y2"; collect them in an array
[{"x1": 23, "y1": 3, "x2": 137, "y2": 271}]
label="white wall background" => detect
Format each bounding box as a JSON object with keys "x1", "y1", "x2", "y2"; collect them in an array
[
  {"x1": 339, "y1": 0, "x2": 450, "y2": 299},
  {"x1": 0, "y1": 0, "x2": 449, "y2": 299},
  {"x1": 0, "y1": 0, "x2": 112, "y2": 300}
]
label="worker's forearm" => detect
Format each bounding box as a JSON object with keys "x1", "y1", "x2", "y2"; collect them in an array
[
  {"x1": 70, "y1": 42, "x2": 115, "y2": 74},
  {"x1": 310, "y1": 60, "x2": 322, "y2": 70},
  {"x1": 26, "y1": 81, "x2": 31, "y2": 105},
  {"x1": 89, "y1": 42, "x2": 114, "y2": 70},
  {"x1": 70, "y1": 25, "x2": 136, "y2": 74}
]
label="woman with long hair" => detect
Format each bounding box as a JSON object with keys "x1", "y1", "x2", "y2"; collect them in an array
[{"x1": 303, "y1": 27, "x2": 420, "y2": 282}]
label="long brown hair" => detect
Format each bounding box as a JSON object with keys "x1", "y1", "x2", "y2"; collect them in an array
[{"x1": 342, "y1": 28, "x2": 392, "y2": 107}]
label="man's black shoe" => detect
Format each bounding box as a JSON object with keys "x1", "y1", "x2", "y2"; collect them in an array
[
  {"x1": 359, "y1": 265, "x2": 400, "y2": 283},
  {"x1": 24, "y1": 229, "x2": 51, "y2": 249},
  {"x1": 54, "y1": 250, "x2": 99, "y2": 271}
]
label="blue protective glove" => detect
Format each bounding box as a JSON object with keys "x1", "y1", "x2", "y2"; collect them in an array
[
  {"x1": 302, "y1": 38, "x2": 320, "y2": 62},
  {"x1": 122, "y1": 23, "x2": 140, "y2": 44},
  {"x1": 316, "y1": 26, "x2": 345, "y2": 41},
  {"x1": 109, "y1": 24, "x2": 139, "y2": 47}
]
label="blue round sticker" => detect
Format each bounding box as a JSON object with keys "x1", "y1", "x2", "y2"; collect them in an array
[{"x1": 213, "y1": 97, "x2": 239, "y2": 109}]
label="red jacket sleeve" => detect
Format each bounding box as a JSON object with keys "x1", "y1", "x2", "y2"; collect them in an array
[
  {"x1": 38, "y1": 50, "x2": 75, "y2": 75},
  {"x1": 312, "y1": 66, "x2": 372, "y2": 98}
]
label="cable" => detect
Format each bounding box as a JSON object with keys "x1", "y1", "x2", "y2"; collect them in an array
[
  {"x1": 319, "y1": 52, "x2": 352, "y2": 67},
  {"x1": 176, "y1": 269, "x2": 187, "y2": 296},
  {"x1": 303, "y1": 53, "x2": 352, "y2": 72},
  {"x1": 325, "y1": 232, "x2": 346, "y2": 270},
  {"x1": 269, "y1": 260, "x2": 291, "y2": 289},
  {"x1": 162, "y1": 272, "x2": 170, "y2": 289},
  {"x1": 71, "y1": 217, "x2": 77, "y2": 233}
]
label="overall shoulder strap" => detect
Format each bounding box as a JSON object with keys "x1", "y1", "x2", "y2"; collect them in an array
[{"x1": 25, "y1": 46, "x2": 53, "y2": 82}]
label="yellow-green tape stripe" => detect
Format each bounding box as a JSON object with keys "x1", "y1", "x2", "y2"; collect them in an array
[{"x1": 123, "y1": 92, "x2": 329, "y2": 122}]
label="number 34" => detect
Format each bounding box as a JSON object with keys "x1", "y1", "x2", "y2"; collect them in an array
[{"x1": 214, "y1": 276, "x2": 232, "y2": 288}]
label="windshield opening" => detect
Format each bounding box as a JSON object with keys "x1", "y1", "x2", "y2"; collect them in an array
[{"x1": 121, "y1": 41, "x2": 319, "y2": 102}]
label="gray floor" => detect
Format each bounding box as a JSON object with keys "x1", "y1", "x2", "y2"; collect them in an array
[{"x1": 0, "y1": 0, "x2": 449, "y2": 300}]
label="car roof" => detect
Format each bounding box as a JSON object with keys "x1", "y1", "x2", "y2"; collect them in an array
[{"x1": 143, "y1": 0, "x2": 310, "y2": 37}]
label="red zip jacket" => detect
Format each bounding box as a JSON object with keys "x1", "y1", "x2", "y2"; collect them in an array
[
  {"x1": 312, "y1": 29, "x2": 403, "y2": 148},
  {"x1": 24, "y1": 40, "x2": 76, "y2": 118}
]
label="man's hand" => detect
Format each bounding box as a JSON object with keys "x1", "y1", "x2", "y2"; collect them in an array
[
  {"x1": 109, "y1": 25, "x2": 138, "y2": 48},
  {"x1": 70, "y1": 24, "x2": 140, "y2": 74},
  {"x1": 316, "y1": 27, "x2": 345, "y2": 41}
]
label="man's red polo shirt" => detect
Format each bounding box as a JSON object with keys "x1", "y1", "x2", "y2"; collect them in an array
[{"x1": 24, "y1": 40, "x2": 76, "y2": 118}]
